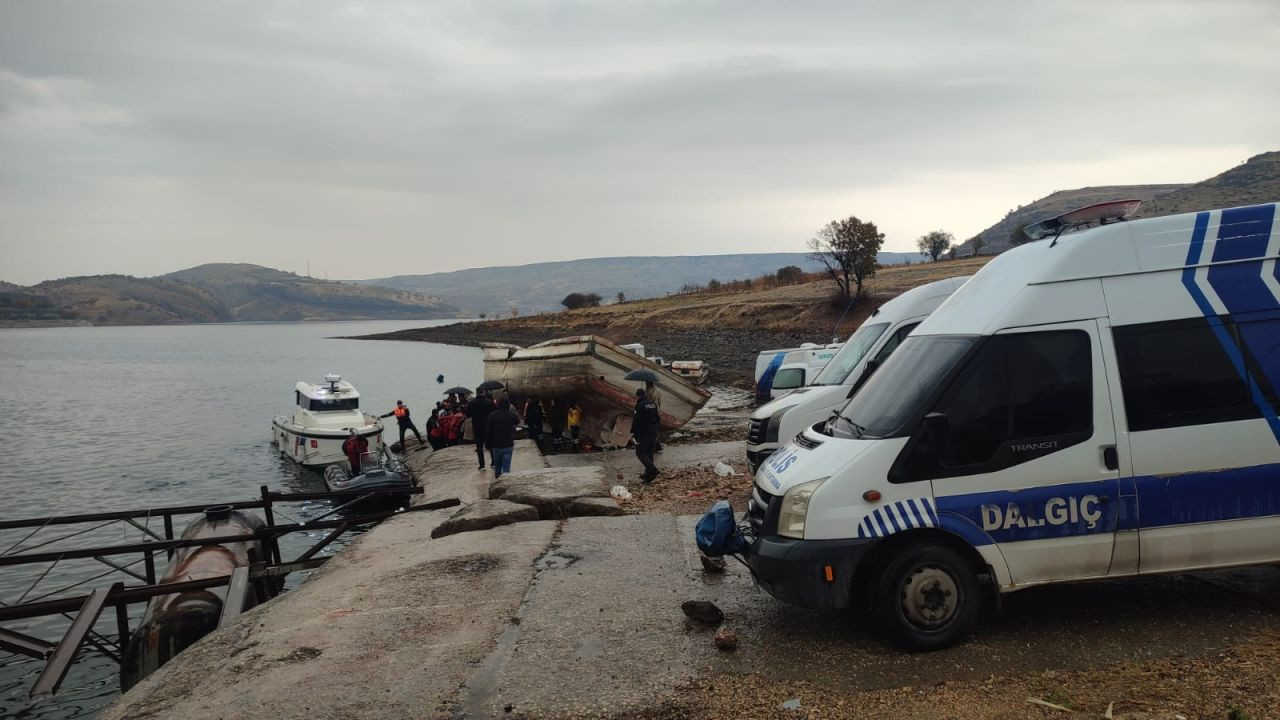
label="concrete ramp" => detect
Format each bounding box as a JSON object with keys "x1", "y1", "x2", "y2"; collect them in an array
[{"x1": 462, "y1": 514, "x2": 698, "y2": 717}]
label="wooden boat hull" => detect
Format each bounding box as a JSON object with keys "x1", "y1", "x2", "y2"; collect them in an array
[{"x1": 482, "y1": 336, "x2": 712, "y2": 447}]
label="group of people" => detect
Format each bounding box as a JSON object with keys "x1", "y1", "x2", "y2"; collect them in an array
[{"x1": 374, "y1": 380, "x2": 665, "y2": 485}]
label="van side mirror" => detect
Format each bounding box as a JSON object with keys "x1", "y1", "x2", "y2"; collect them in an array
[{"x1": 922, "y1": 412, "x2": 950, "y2": 453}]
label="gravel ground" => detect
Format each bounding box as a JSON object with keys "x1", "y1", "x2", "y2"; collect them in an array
[
  {"x1": 635, "y1": 627, "x2": 1280, "y2": 719},
  {"x1": 617, "y1": 462, "x2": 752, "y2": 515}
]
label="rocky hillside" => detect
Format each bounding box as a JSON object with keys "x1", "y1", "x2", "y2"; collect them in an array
[
  {"x1": 1137, "y1": 151, "x2": 1280, "y2": 219},
  {"x1": 163, "y1": 263, "x2": 456, "y2": 321},
  {"x1": 958, "y1": 150, "x2": 1280, "y2": 256},
  {"x1": 958, "y1": 184, "x2": 1188, "y2": 256},
  {"x1": 360, "y1": 251, "x2": 918, "y2": 317}
]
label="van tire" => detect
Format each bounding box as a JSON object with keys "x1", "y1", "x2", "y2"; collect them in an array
[{"x1": 871, "y1": 543, "x2": 980, "y2": 651}]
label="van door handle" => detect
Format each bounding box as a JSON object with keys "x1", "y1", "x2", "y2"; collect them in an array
[{"x1": 1102, "y1": 446, "x2": 1119, "y2": 471}]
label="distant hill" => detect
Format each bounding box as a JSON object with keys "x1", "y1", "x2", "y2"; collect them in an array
[
  {"x1": 360, "y1": 251, "x2": 917, "y2": 316},
  {"x1": 0, "y1": 264, "x2": 457, "y2": 326},
  {"x1": 958, "y1": 150, "x2": 1280, "y2": 256},
  {"x1": 30, "y1": 275, "x2": 232, "y2": 325},
  {"x1": 957, "y1": 184, "x2": 1188, "y2": 257},
  {"x1": 163, "y1": 263, "x2": 456, "y2": 321},
  {"x1": 1137, "y1": 151, "x2": 1280, "y2": 219}
]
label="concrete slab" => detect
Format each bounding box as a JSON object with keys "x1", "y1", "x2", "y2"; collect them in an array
[
  {"x1": 488, "y1": 466, "x2": 611, "y2": 519},
  {"x1": 464, "y1": 514, "x2": 696, "y2": 717},
  {"x1": 409, "y1": 439, "x2": 546, "y2": 507},
  {"x1": 430, "y1": 498, "x2": 541, "y2": 539},
  {"x1": 102, "y1": 516, "x2": 558, "y2": 720}
]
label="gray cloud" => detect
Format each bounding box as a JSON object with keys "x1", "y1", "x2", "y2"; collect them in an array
[{"x1": 1, "y1": 0, "x2": 1277, "y2": 284}]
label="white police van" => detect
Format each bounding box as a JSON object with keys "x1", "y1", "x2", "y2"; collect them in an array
[
  {"x1": 746, "y1": 276, "x2": 970, "y2": 474},
  {"x1": 747, "y1": 200, "x2": 1280, "y2": 650}
]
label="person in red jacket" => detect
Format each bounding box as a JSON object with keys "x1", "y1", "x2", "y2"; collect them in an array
[{"x1": 341, "y1": 429, "x2": 369, "y2": 475}]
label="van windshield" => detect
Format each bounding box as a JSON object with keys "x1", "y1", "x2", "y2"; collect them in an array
[
  {"x1": 812, "y1": 322, "x2": 891, "y2": 385},
  {"x1": 832, "y1": 335, "x2": 977, "y2": 439}
]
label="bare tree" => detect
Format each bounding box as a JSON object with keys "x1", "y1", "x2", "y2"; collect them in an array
[
  {"x1": 917, "y1": 230, "x2": 954, "y2": 261},
  {"x1": 970, "y1": 234, "x2": 986, "y2": 256},
  {"x1": 808, "y1": 216, "x2": 885, "y2": 302}
]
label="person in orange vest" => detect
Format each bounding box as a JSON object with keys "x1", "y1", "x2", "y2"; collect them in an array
[
  {"x1": 341, "y1": 428, "x2": 369, "y2": 475},
  {"x1": 380, "y1": 400, "x2": 424, "y2": 450}
]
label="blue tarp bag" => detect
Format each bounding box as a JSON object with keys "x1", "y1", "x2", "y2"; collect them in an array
[{"x1": 696, "y1": 500, "x2": 749, "y2": 557}]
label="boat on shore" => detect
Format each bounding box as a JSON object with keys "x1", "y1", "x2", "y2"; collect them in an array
[
  {"x1": 482, "y1": 335, "x2": 712, "y2": 447},
  {"x1": 271, "y1": 373, "x2": 384, "y2": 467}
]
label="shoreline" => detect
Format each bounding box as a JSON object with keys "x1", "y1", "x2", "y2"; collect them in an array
[{"x1": 346, "y1": 321, "x2": 833, "y2": 388}]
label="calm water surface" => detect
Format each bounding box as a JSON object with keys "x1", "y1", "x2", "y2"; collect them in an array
[{"x1": 0, "y1": 320, "x2": 479, "y2": 719}]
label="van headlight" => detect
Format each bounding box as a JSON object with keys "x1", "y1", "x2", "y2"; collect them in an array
[
  {"x1": 777, "y1": 477, "x2": 827, "y2": 539},
  {"x1": 764, "y1": 406, "x2": 791, "y2": 442}
]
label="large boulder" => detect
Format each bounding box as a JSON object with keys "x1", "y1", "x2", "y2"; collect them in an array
[
  {"x1": 489, "y1": 467, "x2": 618, "y2": 519},
  {"x1": 430, "y1": 499, "x2": 541, "y2": 539}
]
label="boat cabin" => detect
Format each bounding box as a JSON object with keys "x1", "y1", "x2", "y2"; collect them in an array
[{"x1": 290, "y1": 374, "x2": 368, "y2": 429}]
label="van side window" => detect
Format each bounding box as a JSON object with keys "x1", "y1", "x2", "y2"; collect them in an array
[
  {"x1": 772, "y1": 367, "x2": 805, "y2": 390},
  {"x1": 892, "y1": 330, "x2": 1092, "y2": 480},
  {"x1": 872, "y1": 322, "x2": 920, "y2": 364},
  {"x1": 1113, "y1": 317, "x2": 1260, "y2": 431}
]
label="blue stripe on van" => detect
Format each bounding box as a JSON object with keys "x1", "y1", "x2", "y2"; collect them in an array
[
  {"x1": 1134, "y1": 461, "x2": 1280, "y2": 528},
  {"x1": 1181, "y1": 207, "x2": 1280, "y2": 442},
  {"x1": 925, "y1": 463, "x2": 1280, "y2": 548}
]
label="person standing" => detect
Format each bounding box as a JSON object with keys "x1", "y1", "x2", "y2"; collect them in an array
[
  {"x1": 632, "y1": 387, "x2": 661, "y2": 482},
  {"x1": 645, "y1": 380, "x2": 664, "y2": 452},
  {"x1": 566, "y1": 402, "x2": 582, "y2": 447},
  {"x1": 466, "y1": 389, "x2": 495, "y2": 471},
  {"x1": 523, "y1": 396, "x2": 545, "y2": 450},
  {"x1": 381, "y1": 400, "x2": 424, "y2": 450},
  {"x1": 547, "y1": 398, "x2": 565, "y2": 448},
  {"x1": 341, "y1": 428, "x2": 369, "y2": 475},
  {"x1": 485, "y1": 397, "x2": 520, "y2": 478}
]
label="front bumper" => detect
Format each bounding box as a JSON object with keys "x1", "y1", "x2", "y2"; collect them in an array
[{"x1": 746, "y1": 534, "x2": 876, "y2": 610}]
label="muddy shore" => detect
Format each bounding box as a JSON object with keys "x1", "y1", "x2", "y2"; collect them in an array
[{"x1": 349, "y1": 321, "x2": 830, "y2": 388}]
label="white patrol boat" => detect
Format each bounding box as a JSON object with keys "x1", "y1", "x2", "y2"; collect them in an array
[{"x1": 271, "y1": 373, "x2": 385, "y2": 467}]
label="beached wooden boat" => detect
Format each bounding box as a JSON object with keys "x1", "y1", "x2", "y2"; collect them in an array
[{"x1": 482, "y1": 335, "x2": 712, "y2": 447}]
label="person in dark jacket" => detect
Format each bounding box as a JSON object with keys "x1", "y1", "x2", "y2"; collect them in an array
[
  {"x1": 341, "y1": 429, "x2": 369, "y2": 475},
  {"x1": 465, "y1": 389, "x2": 495, "y2": 470},
  {"x1": 632, "y1": 387, "x2": 661, "y2": 482},
  {"x1": 485, "y1": 397, "x2": 520, "y2": 478},
  {"x1": 425, "y1": 409, "x2": 446, "y2": 451},
  {"x1": 380, "y1": 400, "x2": 424, "y2": 449},
  {"x1": 523, "y1": 396, "x2": 545, "y2": 450}
]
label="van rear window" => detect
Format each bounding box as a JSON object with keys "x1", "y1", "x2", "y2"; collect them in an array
[{"x1": 1113, "y1": 317, "x2": 1268, "y2": 431}]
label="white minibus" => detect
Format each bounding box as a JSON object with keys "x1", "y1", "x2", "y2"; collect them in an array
[
  {"x1": 747, "y1": 201, "x2": 1280, "y2": 650},
  {"x1": 746, "y1": 276, "x2": 969, "y2": 474}
]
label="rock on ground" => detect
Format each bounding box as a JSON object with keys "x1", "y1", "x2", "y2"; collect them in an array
[
  {"x1": 488, "y1": 466, "x2": 613, "y2": 518},
  {"x1": 430, "y1": 499, "x2": 541, "y2": 539}
]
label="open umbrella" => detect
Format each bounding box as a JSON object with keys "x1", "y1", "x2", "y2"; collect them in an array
[
  {"x1": 623, "y1": 369, "x2": 659, "y2": 383},
  {"x1": 444, "y1": 386, "x2": 473, "y2": 396},
  {"x1": 477, "y1": 380, "x2": 505, "y2": 391}
]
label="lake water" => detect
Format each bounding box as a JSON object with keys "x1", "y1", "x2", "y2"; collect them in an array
[{"x1": 0, "y1": 319, "x2": 479, "y2": 719}]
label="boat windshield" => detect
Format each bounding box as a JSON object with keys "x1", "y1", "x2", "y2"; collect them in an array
[
  {"x1": 811, "y1": 322, "x2": 891, "y2": 385},
  {"x1": 830, "y1": 335, "x2": 977, "y2": 439},
  {"x1": 308, "y1": 397, "x2": 359, "y2": 412}
]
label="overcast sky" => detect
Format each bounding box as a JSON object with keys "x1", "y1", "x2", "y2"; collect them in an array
[{"x1": 1, "y1": 1, "x2": 1276, "y2": 285}]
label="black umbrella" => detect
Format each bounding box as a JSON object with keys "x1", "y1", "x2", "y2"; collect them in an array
[
  {"x1": 444, "y1": 386, "x2": 473, "y2": 396},
  {"x1": 623, "y1": 369, "x2": 659, "y2": 383},
  {"x1": 477, "y1": 380, "x2": 505, "y2": 391}
]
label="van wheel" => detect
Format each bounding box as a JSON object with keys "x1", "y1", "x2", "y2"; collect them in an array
[{"x1": 871, "y1": 543, "x2": 980, "y2": 651}]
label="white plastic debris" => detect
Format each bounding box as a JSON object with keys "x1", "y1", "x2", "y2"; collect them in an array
[
  {"x1": 713, "y1": 462, "x2": 735, "y2": 477},
  {"x1": 780, "y1": 698, "x2": 801, "y2": 711},
  {"x1": 610, "y1": 484, "x2": 632, "y2": 500}
]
